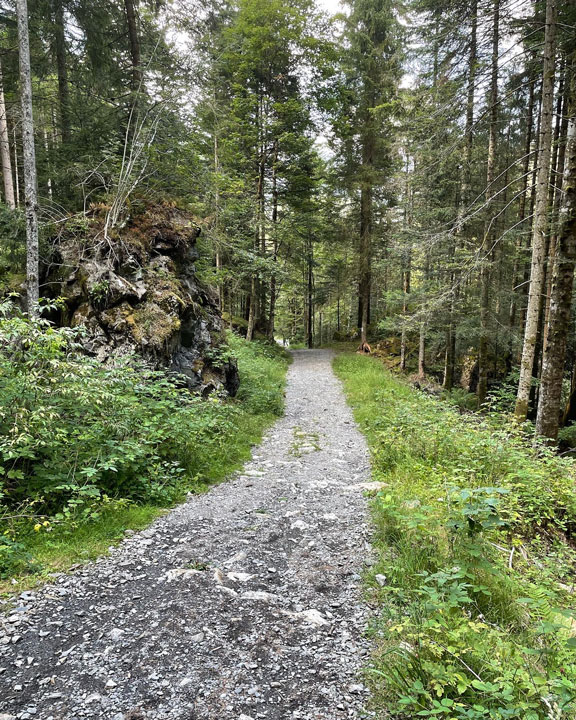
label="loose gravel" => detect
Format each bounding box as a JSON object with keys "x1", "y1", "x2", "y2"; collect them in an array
[{"x1": 0, "y1": 349, "x2": 376, "y2": 720}]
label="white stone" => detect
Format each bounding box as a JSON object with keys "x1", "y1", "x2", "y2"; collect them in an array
[
  {"x1": 108, "y1": 628, "x2": 124, "y2": 641},
  {"x1": 227, "y1": 572, "x2": 253, "y2": 582},
  {"x1": 290, "y1": 520, "x2": 309, "y2": 531},
  {"x1": 165, "y1": 568, "x2": 202, "y2": 582},
  {"x1": 295, "y1": 609, "x2": 329, "y2": 626},
  {"x1": 241, "y1": 591, "x2": 277, "y2": 602}
]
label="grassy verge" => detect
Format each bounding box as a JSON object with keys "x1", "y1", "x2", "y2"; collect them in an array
[
  {"x1": 1, "y1": 332, "x2": 289, "y2": 594},
  {"x1": 334, "y1": 353, "x2": 576, "y2": 720}
]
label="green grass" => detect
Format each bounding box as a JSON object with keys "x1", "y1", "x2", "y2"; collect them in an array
[
  {"x1": 334, "y1": 353, "x2": 576, "y2": 720},
  {"x1": 1, "y1": 334, "x2": 289, "y2": 595},
  {"x1": 3, "y1": 505, "x2": 165, "y2": 593}
]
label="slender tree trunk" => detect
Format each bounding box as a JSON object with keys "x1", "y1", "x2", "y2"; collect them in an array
[
  {"x1": 509, "y1": 76, "x2": 536, "y2": 333},
  {"x1": 515, "y1": 0, "x2": 557, "y2": 419},
  {"x1": 535, "y1": 51, "x2": 576, "y2": 439},
  {"x1": 268, "y1": 271, "x2": 277, "y2": 340},
  {"x1": 307, "y1": 235, "x2": 313, "y2": 349},
  {"x1": 418, "y1": 321, "x2": 426, "y2": 381},
  {"x1": 213, "y1": 128, "x2": 224, "y2": 313},
  {"x1": 13, "y1": 126, "x2": 20, "y2": 207},
  {"x1": 443, "y1": 322, "x2": 456, "y2": 389},
  {"x1": 359, "y1": 184, "x2": 372, "y2": 345},
  {"x1": 418, "y1": 252, "x2": 430, "y2": 381},
  {"x1": 400, "y1": 249, "x2": 411, "y2": 372},
  {"x1": 267, "y1": 141, "x2": 279, "y2": 340},
  {"x1": 359, "y1": 110, "x2": 374, "y2": 347},
  {"x1": 516, "y1": 89, "x2": 543, "y2": 349},
  {"x1": 462, "y1": 0, "x2": 477, "y2": 203},
  {"x1": 43, "y1": 128, "x2": 52, "y2": 200},
  {"x1": 477, "y1": 0, "x2": 500, "y2": 407},
  {"x1": 444, "y1": 0, "x2": 477, "y2": 390},
  {"x1": 246, "y1": 278, "x2": 256, "y2": 341},
  {"x1": 52, "y1": 0, "x2": 70, "y2": 143},
  {"x1": 247, "y1": 96, "x2": 266, "y2": 342},
  {"x1": 255, "y1": 93, "x2": 267, "y2": 333},
  {"x1": 542, "y1": 69, "x2": 567, "y2": 353},
  {"x1": 16, "y1": 0, "x2": 39, "y2": 315},
  {"x1": 124, "y1": 0, "x2": 141, "y2": 92},
  {"x1": 0, "y1": 62, "x2": 15, "y2": 209}
]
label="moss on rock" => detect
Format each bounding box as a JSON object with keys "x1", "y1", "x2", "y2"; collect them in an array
[{"x1": 43, "y1": 201, "x2": 239, "y2": 395}]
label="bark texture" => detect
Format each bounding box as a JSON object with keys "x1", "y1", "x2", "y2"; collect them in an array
[
  {"x1": 16, "y1": 0, "x2": 39, "y2": 315},
  {"x1": 515, "y1": 0, "x2": 557, "y2": 419},
  {"x1": 477, "y1": 0, "x2": 499, "y2": 406},
  {"x1": 53, "y1": 0, "x2": 70, "y2": 143},
  {"x1": 535, "y1": 53, "x2": 576, "y2": 439},
  {"x1": 0, "y1": 61, "x2": 15, "y2": 209},
  {"x1": 359, "y1": 130, "x2": 374, "y2": 346}
]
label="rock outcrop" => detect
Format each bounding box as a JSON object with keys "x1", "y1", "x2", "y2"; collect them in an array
[{"x1": 44, "y1": 202, "x2": 239, "y2": 395}]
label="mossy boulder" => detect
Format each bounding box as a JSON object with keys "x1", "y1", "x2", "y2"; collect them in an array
[{"x1": 44, "y1": 201, "x2": 239, "y2": 395}]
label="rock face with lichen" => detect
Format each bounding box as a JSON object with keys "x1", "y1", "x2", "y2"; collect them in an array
[{"x1": 44, "y1": 202, "x2": 239, "y2": 396}]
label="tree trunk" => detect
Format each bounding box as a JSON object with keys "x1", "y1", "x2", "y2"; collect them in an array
[
  {"x1": 16, "y1": 0, "x2": 39, "y2": 315},
  {"x1": 13, "y1": 126, "x2": 20, "y2": 207},
  {"x1": 124, "y1": 0, "x2": 141, "y2": 92},
  {"x1": 52, "y1": 0, "x2": 70, "y2": 143},
  {"x1": 0, "y1": 62, "x2": 15, "y2": 209},
  {"x1": 418, "y1": 252, "x2": 430, "y2": 381},
  {"x1": 267, "y1": 141, "x2": 279, "y2": 340},
  {"x1": 213, "y1": 127, "x2": 224, "y2": 314},
  {"x1": 461, "y1": 0, "x2": 477, "y2": 207},
  {"x1": 246, "y1": 277, "x2": 256, "y2": 341},
  {"x1": 255, "y1": 93, "x2": 266, "y2": 334},
  {"x1": 400, "y1": 248, "x2": 411, "y2": 372},
  {"x1": 535, "y1": 51, "x2": 576, "y2": 439},
  {"x1": 43, "y1": 128, "x2": 53, "y2": 200},
  {"x1": 418, "y1": 320, "x2": 426, "y2": 381},
  {"x1": 307, "y1": 236, "x2": 313, "y2": 349},
  {"x1": 359, "y1": 183, "x2": 372, "y2": 345},
  {"x1": 477, "y1": 0, "x2": 500, "y2": 407},
  {"x1": 509, "y1": 75, "x2": 536, "y2": 334},
  {"x1": 444, "y1": 0, "x2": 476, "y2": 390},
  {"x1": 542, "y1": 69, "x2": 567, "y2": 354},
  {"x1": 515, "y1": 0, "x2": 557, "y2": 419},
  {"x1": 268, "y1": 272, "x2": 277, "y2": 340},
  {"x1": 359, "y1": 107, "x2": 374, "y2": 346}
]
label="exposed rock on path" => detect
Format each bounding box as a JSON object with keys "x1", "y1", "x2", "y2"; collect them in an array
[{"x1": 0, "y1": 350, "x2": 374, "y2": 720}]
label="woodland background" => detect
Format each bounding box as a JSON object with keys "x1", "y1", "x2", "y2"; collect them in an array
[{"x1": 1, "y1": 0, "x2": 575, "y2": 441}]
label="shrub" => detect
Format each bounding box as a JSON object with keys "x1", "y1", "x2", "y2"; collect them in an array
[{"x1": 0, "y1": 301, "x2": 289, "y2": 578}]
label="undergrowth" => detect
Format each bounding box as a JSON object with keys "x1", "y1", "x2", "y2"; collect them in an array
[
  {"x1": 334, "y1": 353, "x2": 576, "y2": 720},
  {"x1": 0, "y1": 301, "x2": 289, "y2": 589}
]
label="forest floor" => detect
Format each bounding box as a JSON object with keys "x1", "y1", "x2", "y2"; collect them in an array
[{"x1": 0, "y1": 350, "x2": 378, "y2": 720}]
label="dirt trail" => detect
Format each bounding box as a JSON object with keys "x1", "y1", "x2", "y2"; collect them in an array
[{"x1": 0, "y1": 350, "x2": 375, "y2": 720}]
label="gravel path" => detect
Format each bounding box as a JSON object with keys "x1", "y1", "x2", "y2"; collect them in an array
[{"x1": 0, "y1": 350, "x2": 375, "y2": 720}]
